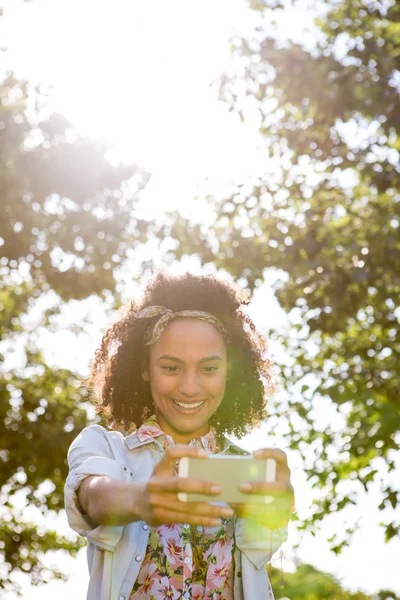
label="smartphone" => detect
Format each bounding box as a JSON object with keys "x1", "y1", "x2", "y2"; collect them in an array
[{"x1": 177, "y1": 455, "x2": 276, "y2": 504}]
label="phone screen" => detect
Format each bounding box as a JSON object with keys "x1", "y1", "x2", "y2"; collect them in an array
[{"x1": 178, "y1": 456, "x2": 276, "y2": 504}]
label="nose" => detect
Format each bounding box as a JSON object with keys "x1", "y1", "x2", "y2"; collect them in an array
[{"x1": 178, "y1": 371, "x2": 202, "y2": 398}]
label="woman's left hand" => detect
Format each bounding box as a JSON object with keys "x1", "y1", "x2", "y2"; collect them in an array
[{"x1": 230, "y1": 448, "x2": 295, "y2": 529}]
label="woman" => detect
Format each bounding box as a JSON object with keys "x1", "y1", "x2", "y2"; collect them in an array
[{"x1": 65, "y1": 272, "x2": 294, "y2": 600}]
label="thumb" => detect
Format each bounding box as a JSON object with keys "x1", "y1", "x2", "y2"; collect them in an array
[{"x1": 153, "y1": 445, "x2": 208, "y2": 476}]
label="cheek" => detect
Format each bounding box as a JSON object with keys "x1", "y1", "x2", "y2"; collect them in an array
[{"x1": 149, "y1": 371, "x2": 174, "y2": 395}]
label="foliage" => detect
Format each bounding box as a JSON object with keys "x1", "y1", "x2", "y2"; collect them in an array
[
  {"x1": 269, "y1": 562, "x2": 399, "y2": 600},
  {"x1": 165, "y1": 0, "x2": 400, "y2": 549},
  {"x1": 0, "y1": 74, "x2": 150, "y2": 594},
  {"x1": 0, "y1": 75, "x2": 151, "y2": 301},
  {"x1": 2, "y1": 0, "x2": 400, "y2": 593}
]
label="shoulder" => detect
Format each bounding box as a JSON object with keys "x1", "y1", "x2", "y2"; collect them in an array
[
  {"x1": 67, "y1": 424, "x2": 126, "y2": 457},
  {"x1": 70, "y1": 423, "x2": 122, "y2": 442}
]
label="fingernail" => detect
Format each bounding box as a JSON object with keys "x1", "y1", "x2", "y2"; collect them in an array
[
  {"x1": 211, "y1": 485, "x2": 221, "y2": 494},
  {"x1": 222, "y1": 507, "x2": 234, "y2": 517},
  {"x1": 239, "y1": 483, "x2": 251, "y2": 492}
]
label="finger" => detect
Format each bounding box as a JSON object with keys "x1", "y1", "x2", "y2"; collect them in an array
[
  {"x1": 150, "y1": 494, "x2": 234, "y2": 519},
  {"x1": 152, "y1": 507, "x2": 222, "y2": 528},
  {"x1": 154, "y1": 445, "x2": 208, "y2": 475},
  {"x1": 147, "y1": 476, "x2": 221, "y2": 496},
  {"x1": 252, "y1": 449, "x2": 291, "y2": 482},
  {"x1": 238, "y1": 481, "x2": 294, "y2": 496},
  {"x1": 253, "y1": 448, "x2": 288, "y2": 465}
]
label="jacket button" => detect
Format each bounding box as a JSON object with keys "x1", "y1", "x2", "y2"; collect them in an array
[
  {"x1": 184, "y1": 557, "x2": 191, "y2": 565},
  {"x1": 142, "y1": 524, "x2": 149, "y2": 531},
  {"x1": 135, "y1": 555, "x2": 142, "y2": 562},
  {"x1": 237, "y1": 570, "x2": 242, "y2": 578}
]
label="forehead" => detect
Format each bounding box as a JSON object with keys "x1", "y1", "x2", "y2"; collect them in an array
[{"x1": 150, "y1": 318, "x2": 227, "y2": 359}]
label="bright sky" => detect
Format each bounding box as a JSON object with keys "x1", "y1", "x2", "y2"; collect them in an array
[
  {"x1": 2, "y1": 0, "x2": 400, "y2": 597},
  {"x1": 2, "y1": 0, "x2": 267, "y2": 213}
]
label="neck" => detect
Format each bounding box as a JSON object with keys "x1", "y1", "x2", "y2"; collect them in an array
[
  {"x1": 169, "y1": 429, "x2": 209, "y2": 444},
  {"x1": 155, "y1": 413, "x2": 210, "y2": 444}
]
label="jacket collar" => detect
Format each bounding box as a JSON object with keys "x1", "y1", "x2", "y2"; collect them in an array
[
  {"x1": 124, "y1": 430, "x2": 158, "y2": 451},
  {"x1": 124, "y1": 429, "x2": 249, "y2": 455},
  {"x1": 220, "y1": 437, "x2": 249, "y2": 456}
]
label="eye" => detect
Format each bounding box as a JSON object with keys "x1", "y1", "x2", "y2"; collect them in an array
[
  {"x1": 161, "y1": 365, "x2": 180, "y2": 373},
  {"x1": 202, "y1": 366, "x2": 219, "y2": 373}
]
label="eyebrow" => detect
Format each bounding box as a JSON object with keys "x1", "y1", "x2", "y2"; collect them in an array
[{"x1": 156, "y1": 354, "x2": 223, "y2": 363}]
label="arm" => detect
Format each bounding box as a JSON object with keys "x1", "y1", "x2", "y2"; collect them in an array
[
  {"x1": 77, "y1": 475, "x2": 146, "y2": 526},
  {"x1": 78, "y1": 450, "x2": 234, "y2": 528},
  {"x1": 65, "y1": 428, "x2": 231, "y2": 535},
  {"x1": 64, "y1": 425, "x2": 136, "y2": 539}
]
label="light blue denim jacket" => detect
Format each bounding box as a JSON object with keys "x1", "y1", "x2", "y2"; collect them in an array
[{"x1": 64, "y1": 425, "x2": 288, "y2": 600}]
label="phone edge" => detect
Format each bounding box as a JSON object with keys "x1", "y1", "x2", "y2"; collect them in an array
[{"x1": 177, "y1": 457, "x2": 189, "y2": 503}]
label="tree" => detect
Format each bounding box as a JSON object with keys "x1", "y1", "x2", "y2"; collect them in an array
[
  {"x1": 269, "y1": 562, "x2": 399, "y2": 599},
  {"x1": 164, "y1": 0, "x2": 400, "y2": 550},
  {"x1": 0, "y1": 74, "x2": 151, "y2": 594}
]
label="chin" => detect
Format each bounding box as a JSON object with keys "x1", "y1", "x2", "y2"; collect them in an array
[{"x1": 173, "y1": 419, "x2": 205, "y2": 432}]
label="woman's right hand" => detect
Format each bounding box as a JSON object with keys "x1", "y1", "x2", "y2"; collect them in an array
[{"x1": 134, "y1": 445, "x2": 234, "y2": 527}]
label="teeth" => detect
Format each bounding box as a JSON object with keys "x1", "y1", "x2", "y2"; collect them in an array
[{"x1": 173, "y1": 400, "x2": 205, "y2": 410}]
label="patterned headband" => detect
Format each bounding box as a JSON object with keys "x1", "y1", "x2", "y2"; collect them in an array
[{"x1": 134, "y1": 305, "x2": 232, "y2": 346}]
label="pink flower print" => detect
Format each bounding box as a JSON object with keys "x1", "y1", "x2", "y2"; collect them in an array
[
  {"x1": 165, "y1": 537, "x2": 183, "y2": 568},
  {"x1": 131, "y1": 562, "x2": 158, "y2": 597},
  {"x1": 192, "y1": 583, "x2": 205, "y2": 600},
  {"x1": 157, "y1": 577, "x2": 180, "y2": 600},
  {"x1": 190, "y1": 426, "x2": 217, "y2": 453},
  {"x1": 216, "y1": 529, "x2": 233, "y2": 550},
  {"x1": 158, "y1": 522, "x2": 181, "y2": 537},
  {"x1": 208, "y1": 533, "x2": 234, "y2": 575},
  {"x1": 208, "y1": 561, "x2": 232, "y2": 589},
  {"x1": 137, "y1": 425, "x2": 162, "y2": 442}
]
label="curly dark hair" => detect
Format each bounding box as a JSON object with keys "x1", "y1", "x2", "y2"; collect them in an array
[{"x1": 88, "y1": 272, "x2": 276, "y2": 438}]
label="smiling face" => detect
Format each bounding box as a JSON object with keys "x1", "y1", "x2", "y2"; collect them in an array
[{"x1": 143, "y1": 318, "x2": 228, "y2": 443}]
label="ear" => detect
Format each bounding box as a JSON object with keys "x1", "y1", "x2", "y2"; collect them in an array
[{"x1": 142, "y1": 371, "x2": 150, "y2": 382}]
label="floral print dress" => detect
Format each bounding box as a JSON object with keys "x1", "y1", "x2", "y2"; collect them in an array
[{"x1": 130, "y1": 418, "x2": 234, "y2": 600}]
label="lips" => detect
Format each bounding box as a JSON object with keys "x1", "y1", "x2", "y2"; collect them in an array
[{"x1": 171, "y1": 399, "x2": 206, "y2": 410}]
